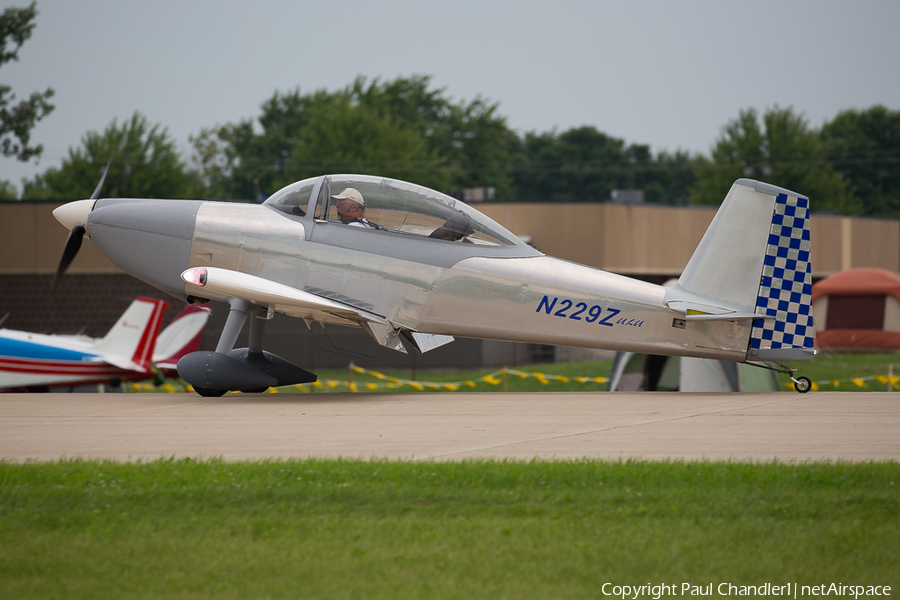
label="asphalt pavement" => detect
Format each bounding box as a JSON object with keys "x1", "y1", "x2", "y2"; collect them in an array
[{"x1": 2, "y1": 391, "x2": 898, "y2": 462}]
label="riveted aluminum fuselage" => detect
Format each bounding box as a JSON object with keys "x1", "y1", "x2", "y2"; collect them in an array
[{"x1": 186, "y1": 201, "x2": 751, "y2": 361}]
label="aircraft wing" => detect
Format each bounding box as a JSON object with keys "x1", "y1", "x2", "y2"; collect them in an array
[
  {"x1": 181, "y1": 266, "x2": 388, "y2": 324},
  {"x1": 180, "y1": 267, "x2": 453, "y2": 354}
]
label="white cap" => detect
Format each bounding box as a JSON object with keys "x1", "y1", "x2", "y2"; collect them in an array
[{"x1": 332, "y1": 187, "x2": 365, "y2": 206}]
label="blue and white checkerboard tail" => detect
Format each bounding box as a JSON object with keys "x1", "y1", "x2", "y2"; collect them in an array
[{"x1": 747, "y1": 188, "x2": 816, "y2": 362}]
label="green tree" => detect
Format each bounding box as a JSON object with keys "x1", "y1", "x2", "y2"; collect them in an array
[
  {"x1": 190, "y1": 76, "x2": 518, "y2": 200},
  {"x1": 690, "y1": 107, "x2": 854, "y2": 212},
  {"x1": 638, "y1": 150, "x2": 700, "y2": 206},
  {"x1": 23, "y1": 112, "x2": 194, "y2": 199},
  {"x1": 512, "y1": 126, "x2": 655, "y2": 201},
  {"x1": 820, "y1": 105, "x2": 900, "y2": 217},
  {"x1": 192, "y1": 85, "x2": 445, "y2": 199},
  {"x1": 289, "y1": 96, "x2": 442, "y2": 183},
  {"x1": 0, "y1": 179, "x2": 17, "y2": 199},
  {"x1": 346, "y1": 76, "x2": 518, "y2": 195},
  {"x1": 0, "y1": 2, "x2": 54, "y2": 162},
  {"x1": 190, "y1": 123, "x2": 243, "y2": 200}
]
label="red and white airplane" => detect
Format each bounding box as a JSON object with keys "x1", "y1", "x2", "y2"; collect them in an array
[{"x1": 0, "y1": 298, "x2": 210, "y2": 391}]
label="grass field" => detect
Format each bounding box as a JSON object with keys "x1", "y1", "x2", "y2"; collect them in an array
[{"x1": 1, "y1": 459, "x2": 898, "y2": 599}]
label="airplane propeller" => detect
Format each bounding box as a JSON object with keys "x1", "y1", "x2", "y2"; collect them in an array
[
  {"x1": 52, "y1": 224, "x2": 86, "y2": 289},
  {"x1": 51, "y1": 156, "x2": 113, "y2": 290}
]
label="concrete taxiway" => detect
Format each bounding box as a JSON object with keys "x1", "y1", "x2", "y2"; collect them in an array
[{"x1": 1, "y1": 392, "x2": 898, "y2": 462}]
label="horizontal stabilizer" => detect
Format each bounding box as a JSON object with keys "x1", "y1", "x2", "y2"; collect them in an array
[
  {"x1": 685, "y1": 313, "x2": 771, "y2": 322},
  {"x1": 666, "y1": 300, "x2": 774, "y2": 322}
]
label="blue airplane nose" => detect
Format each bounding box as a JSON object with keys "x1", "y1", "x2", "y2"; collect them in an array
[{"x1": 85, "y1": 199, "x2": 204, "y2": 297}]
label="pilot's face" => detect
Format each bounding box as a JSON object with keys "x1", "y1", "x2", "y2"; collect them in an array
[{"x1": 337, "y1": 200, "x2": 364, "y2": 222}]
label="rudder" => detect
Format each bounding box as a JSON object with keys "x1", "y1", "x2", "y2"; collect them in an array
[{"x1": 747, "y1": 189, "x2": 816, "y2": 361}]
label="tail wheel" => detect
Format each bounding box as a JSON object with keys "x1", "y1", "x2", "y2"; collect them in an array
[{"x1": 793, "y1": 376, "x2": 811, "y2": 394}]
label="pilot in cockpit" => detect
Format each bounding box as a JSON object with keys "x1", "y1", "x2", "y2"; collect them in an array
[{"x1": 333, "y1": 188, "x2": 386, "y2": 230}]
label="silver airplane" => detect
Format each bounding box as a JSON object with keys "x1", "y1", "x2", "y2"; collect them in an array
[{"x1": 52, "y1": 175, "x2": 815, "y2": 396}]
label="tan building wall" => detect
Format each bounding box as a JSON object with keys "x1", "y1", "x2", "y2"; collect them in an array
[
  {"x1": 600, "y1": 204, "x2": 715, "y2": 276},
  {"x1": 809, "y1": 214, "x2": 900, "y2": 277},
  {"x1": 478, "y1": 203, "x2": 717, "y2": 277},
  {"x1": 1, "y1": 202, "x2": 121, "y2": 274},
  {"x1": 2, "y1": 201, "x2": 899, "y2": 278},
  {"x1": 481, "y1": 202, "x2": 900, "y2": 278}
]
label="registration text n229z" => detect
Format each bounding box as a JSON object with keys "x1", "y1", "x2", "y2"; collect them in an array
[{"x1": 535, "y1": 295, "x2": 643, "y2": 328}]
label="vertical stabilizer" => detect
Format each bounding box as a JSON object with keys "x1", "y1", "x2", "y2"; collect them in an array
[
  {"x1": 676, "y1": 180, "x2": 776, "y2": 310},
  {"x1": 670, "y1": 179, "x2": 815, "y2": 361},
  {"x1": 91, "y1": 297, "x2": 169, "y2": 371}
]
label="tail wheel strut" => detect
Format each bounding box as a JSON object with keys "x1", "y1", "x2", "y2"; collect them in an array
[{"x1": 746, "y1": 361, "x2": 812, "y2": 394}]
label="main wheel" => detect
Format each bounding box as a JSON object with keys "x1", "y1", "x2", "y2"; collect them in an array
[
  {"x1": 793, "y1": 376, "x2": 811, "y2": 393},
  {"x1": 194, "y1": 387, "x2": 227, "y2": 397}
]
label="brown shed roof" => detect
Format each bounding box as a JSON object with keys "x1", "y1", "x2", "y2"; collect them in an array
[{"x1": 812, "y1": 268, "x2": 900, "y2": 303}]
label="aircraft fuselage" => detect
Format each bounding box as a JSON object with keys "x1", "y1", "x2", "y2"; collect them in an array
[{"x1": 85, "y1": 198, "x2": 748, "y2": 362}]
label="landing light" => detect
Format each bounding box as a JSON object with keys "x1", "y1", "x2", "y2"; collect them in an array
[{"x1": 181, "y1": 267, "x2": 208, "y2": 287}]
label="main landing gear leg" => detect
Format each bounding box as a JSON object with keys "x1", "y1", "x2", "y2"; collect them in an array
[
  {"x1": 238, "y1": 307, "x2": 271, "y2": 394},
  {"x1": 217, "y1": 297, "x2": 251, "y2": 354}
]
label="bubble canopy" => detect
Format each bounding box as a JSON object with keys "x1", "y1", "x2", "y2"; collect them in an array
[{"x1": 263, "y1": 175, "x2": 525, "y2": 247}]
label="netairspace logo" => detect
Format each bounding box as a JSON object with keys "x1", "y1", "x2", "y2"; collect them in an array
[{"x1": 601, "y1": 583, "x2": 892, "y2": 599}]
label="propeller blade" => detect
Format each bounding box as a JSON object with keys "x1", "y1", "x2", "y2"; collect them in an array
[
  {"x1": 90, "y1": 155, "x2": 113, "y2": 200},
  {"x1": 52, "y1": 224, "x2": 85, "y2": 290},
  {"x1": 51, "y1": 155, "x2": 110, "y2": 291}
]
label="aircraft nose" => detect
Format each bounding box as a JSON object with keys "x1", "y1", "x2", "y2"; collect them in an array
[
  {"x1": 86, "y1": 198, "x2": 204, "y2": 298},
  {"x1": 53, "y1": 199, "x2": 95, "y2": 231}
]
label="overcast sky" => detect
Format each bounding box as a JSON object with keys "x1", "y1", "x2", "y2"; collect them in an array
[{"x1": 2, "y1": 0, "x2": 899, "y2": 193}]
